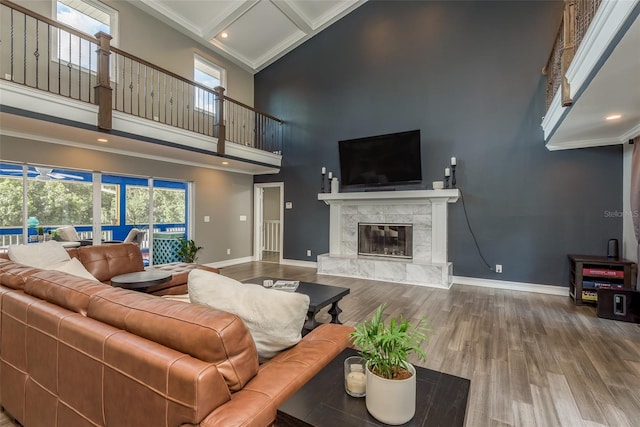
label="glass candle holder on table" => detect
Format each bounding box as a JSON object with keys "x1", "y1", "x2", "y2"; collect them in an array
[{"x1": 344, "y1": 356, "x2": 366, "y2": 397}]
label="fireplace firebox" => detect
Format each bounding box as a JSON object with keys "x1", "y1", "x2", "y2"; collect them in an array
[{"x1": 358, "y1": 223, "x2": 413, "y2": 259}]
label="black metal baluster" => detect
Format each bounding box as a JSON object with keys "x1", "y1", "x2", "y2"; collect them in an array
[
  {"x1": 78, "y1": 38, "x2": 82, "y2": 100},
  {"x1": 169, "y1": 78, "x2": 173, "y2": 126},
  {"x1": 23, "y1": 14, "x2": 26, "y2": 84},
  {"x1": 114, "y1": 53, "x2": 118, "y2": 110},
  {"x1": 136, "y1": 62, "x2": 140, "y2": 117},
  {"x1": 34, "y1": 19, "x2": 39, "y2": 88},
  {"x1": 57, "y1": 28, "x2": 61, "y2": 94},
  {"x1": 10, "y1": 9, "x2": 14, "y2": 81},
  {"x1": 150, "y1": 68, "x2": 155, "y2": 120},
  {"x1": 144, "y1": 65, "x2": 147, "y2": 119},
  {"x1": 122, "y1": 56, "x2": 126, "y2": 111},
  {"x1": 88, "y1": 42, "x2": 91, "y2": 103},
  {"x1": 47, "y1": 23, "x2": 50, "y2": 91},
  {"x1": 163, "y1": 73, "x2": 167, "y2": 123},
  {"x1": 181, "y1": 81, "x2": 185, "y2": 129},
  {"x1": 188, "y1": 84, "x2": 192, "y2": 131},
  {"x1": 156, "y1": 71, "x2": 160, "y2": 121},
  {"x1": 67, "y1": 31, "x2": 71, "y2": 97},
  {"x1": 129, "y1": 56, "x2": 133, "y2": 113}
]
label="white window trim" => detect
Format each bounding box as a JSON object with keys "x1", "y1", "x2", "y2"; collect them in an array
[
  {"x1": 194, "y1": 53, "x2": 226, "y2": 92},
  {"x1": 53, "y1": 0, "x2": 119, "y2": 47},
  {"x1": 193, "y1": 54, "x2": 226, "y2": 114}
]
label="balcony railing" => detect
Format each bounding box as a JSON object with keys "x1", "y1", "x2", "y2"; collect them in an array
[
  {"x1": 543, "y1": 0, "x2": 602, "y2": 108},
  {"x1": 0, "y1": 0, "x2": 283, "y2": 155}
]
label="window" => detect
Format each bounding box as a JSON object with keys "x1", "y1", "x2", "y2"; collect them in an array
[
  {"x1": 126, "y1": 184, "x2": 186, "y2": 225},
  {"x1": 194, "y1": 54, "x2": 225, "y2": 112},
  {"x1": 55, "y1": 0, "x2": 118, "y2": 70}
]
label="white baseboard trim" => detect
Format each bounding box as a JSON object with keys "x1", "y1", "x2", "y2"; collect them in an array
[
  {"x1": 453, "y1": 276, "x2": 569, "y2": 296},
  {"x1": 206, "y1": 256, "x2": 254, "y2": 269},
  {"x1": 280, "y1": 259, "x2": 318, "y2": 268}
]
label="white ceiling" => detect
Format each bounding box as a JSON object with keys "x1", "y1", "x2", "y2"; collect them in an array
[{"x1": 129, "y1": 0, "x2": 367, "y2": 73}]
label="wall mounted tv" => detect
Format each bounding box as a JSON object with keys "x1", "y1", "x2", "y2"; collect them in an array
[{"x1": 339, "y1": 129, "x2": 422, "y2": 191}]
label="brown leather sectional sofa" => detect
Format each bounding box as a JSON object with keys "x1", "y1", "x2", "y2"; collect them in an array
[{"x1": 0, "y1": 244, "x2": 353, "y2": 426}]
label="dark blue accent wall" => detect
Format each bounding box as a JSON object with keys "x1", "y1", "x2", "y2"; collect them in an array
[{"x1": 254, "y1": 0, "x2": 623, "y2": 286}]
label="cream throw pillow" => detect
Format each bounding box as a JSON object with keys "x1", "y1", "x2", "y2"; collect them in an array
[
  {"x1": 48, "y1": 258, "x2": 99, "y2": 281},
  {"x1": 8, "y1": 240, "x2": 71, "y2": 269},
  {"x1": 56, "y1": 226, "x2": 80, "y2": 242},
  {"x1": 188, "y1": 269, "x2": 310, "y2": 360}
]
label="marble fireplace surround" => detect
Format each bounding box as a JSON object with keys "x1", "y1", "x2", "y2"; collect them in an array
[{"x1": 317, "y1": 189, "x2": 460, "y2": 288}]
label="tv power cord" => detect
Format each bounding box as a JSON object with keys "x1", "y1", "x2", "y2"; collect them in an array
[{"x1": 458, "y1": 188, "x2": 494, "y2": 272}]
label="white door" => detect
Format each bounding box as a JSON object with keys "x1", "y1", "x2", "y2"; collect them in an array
[{"x1": 254, "y1": 183, "x2": 283, "y2": 263}]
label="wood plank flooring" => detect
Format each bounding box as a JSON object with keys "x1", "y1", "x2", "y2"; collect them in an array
[{"x1": 2, "y1": 262, "x2": 639, "y2": 426}]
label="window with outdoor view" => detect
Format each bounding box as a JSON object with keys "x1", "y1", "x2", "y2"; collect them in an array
[
  {"x1": 194, "y1": 54, "x2": 225, "y2": 113},
  {"x1": 126, "y1": 184, "x2": 186, "y2": 225},
  {"x1": 55, "y1": 0, "x2": 117, "y2": 71}
]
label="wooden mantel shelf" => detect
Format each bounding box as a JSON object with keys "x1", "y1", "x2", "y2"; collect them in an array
[{"x1": 317, "y1": 189, "x2": 460, "y2": 205}]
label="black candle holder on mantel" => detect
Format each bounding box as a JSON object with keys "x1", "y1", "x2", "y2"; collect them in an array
[
  {"x1": 321, "y1": 172, "x2": 326, "y2": 193},
  {"x1": 444, "y1": 175, "x2": 450, "y2": 189},
  {"x1": 451, "y1": 164, "x2": 457, "y2": 188}
]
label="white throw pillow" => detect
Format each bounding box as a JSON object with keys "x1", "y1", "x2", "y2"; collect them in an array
[
  {"x1": 188, "y1": 269, "x2": 310, "y2": 360},
  {"x1": 8, "y1": 240, "x2": 71, "y2": 269},
  {"x1": 48, "y1": 258, "x2": 99, "y2": 281},
  {"x1": 56, "y1": 226, "x2": 80, "y2": 242}
]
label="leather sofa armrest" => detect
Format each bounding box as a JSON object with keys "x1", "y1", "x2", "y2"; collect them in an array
[{"x1": 199, "y1": 323, "x2": 353, "y2": 427}]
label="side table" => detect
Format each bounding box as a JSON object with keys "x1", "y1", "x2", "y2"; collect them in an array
[{"x1": 111, "y1": 270, "x2": 172, "y2": 292}]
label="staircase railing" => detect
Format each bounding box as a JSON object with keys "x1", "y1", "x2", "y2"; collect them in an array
[
  {"x1": 0, "y1": 0, "x2": 283, "y2": 155},
  {"x1": 543, "y1": 0, "x2": 602, "y2": 109},
  {"x1": 0, "y1": 0, "x2": 100, "y2": 105}
]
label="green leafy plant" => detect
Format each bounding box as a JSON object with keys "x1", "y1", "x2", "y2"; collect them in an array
[
  {"x1": 350, "y1": 304, "x2": 430, "y2": 380},
  {"x1": 37, "y1": 226, "x2": 44, "y2": 235},
  {"x1": 177, "y1": 238, "x2": 203, "y2": 263}
]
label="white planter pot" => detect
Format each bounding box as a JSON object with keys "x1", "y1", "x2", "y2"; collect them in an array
[{"x1": 365, "y1": 363, "x2": 416, "y2": 425}]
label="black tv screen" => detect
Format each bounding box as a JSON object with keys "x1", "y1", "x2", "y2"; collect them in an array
[{"x1": 339, "y1": 130, "x2": 422, "y2": 191}]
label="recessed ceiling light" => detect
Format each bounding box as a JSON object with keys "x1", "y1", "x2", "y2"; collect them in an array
[
  {"x1": 97, "y1": 138, "x2": 108, "y2": 143},
  {"x1": 222, "y1": 161, "x2": 229, "y2": 165},
  {"x1": 221, "y1": 32, "x2": 228, "y2": 39},
  {"x1": 606, "y1": 114, "x2": 622, "y2": 121}
]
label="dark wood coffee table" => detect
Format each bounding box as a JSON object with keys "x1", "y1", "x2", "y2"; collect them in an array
[
  {"x1": 277, "y1": 348, "x2": 470, "y2": 427},
  {"x1": 246, "y1": 277, "x2": 350, "y2": 333},
  {"x1": 111, "y1": 270, "x2": 172, "y2": 292}
]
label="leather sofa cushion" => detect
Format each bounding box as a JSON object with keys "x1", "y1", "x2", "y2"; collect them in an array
[
  {"x1": 87, "y1": 287, "x2": 259, "y2": 391},
  {"x1": 76, "y1": 243, "x2": 144, "y2": 282},
  {"x1": 0, "y1": 259, "x2": 42, "y2": 290},
  {"x1": 23, "y1": 271, "x2": 109, "y2": 315}
]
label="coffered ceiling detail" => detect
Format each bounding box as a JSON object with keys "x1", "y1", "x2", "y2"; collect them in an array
[{"x1": 129, "y1": 0, "x2": 366, "y2": 73}]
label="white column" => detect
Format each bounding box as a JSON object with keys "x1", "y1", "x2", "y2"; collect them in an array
[
  {"x1": 431, "y1": 199, "x2": 449, "y2": 264},
  {"x1": 329, "y1": 202, "x2": 342, "y2": 255}
]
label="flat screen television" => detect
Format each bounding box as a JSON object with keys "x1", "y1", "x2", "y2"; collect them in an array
[{"x1": 339, "y1": 130, "x2": 422, "y2": 191}]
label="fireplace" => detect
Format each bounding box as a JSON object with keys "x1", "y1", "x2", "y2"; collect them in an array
[
  {"x1": 358, "y1": 223, "x2": 413, "y2": 259},
  {"x1": 317, "y1": 189, "x2": 459, "y2": 288}
]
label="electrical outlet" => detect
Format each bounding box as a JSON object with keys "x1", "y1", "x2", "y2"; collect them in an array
[
  {"x1": 226, "y1": 248, "x2": 231, "y2": 255},
  {"x1": 306, "y1": 250, "x2": 311, "y2": 257},
  {"x1": 495, "y1": 264, "x2": 502, "y2": 273}
]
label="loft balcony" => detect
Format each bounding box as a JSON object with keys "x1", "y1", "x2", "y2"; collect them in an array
[
  {"x1": 0, "y1": 0, "x2": 282, "y2": 174},
  {"x1": 541, "y1": 0, "x2": 639, "y2": 150}
]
